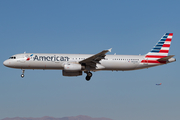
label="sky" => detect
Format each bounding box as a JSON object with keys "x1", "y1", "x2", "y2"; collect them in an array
[{"x1": 0, "y1": 0, "x2": 179, "y2": 120}]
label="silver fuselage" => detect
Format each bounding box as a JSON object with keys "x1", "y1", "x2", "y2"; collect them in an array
[{"x1": 3, "y1": 53, "x2": 172, "y2": 71}]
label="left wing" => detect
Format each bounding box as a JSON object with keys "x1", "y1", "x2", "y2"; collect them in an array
[{"x1": 79, "y1": 48, "x2": 112, "y2": 69}]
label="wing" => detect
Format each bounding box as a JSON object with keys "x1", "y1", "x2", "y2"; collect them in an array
[{"x1": 79, "y1": 48, "x2": 112, "y2": 69}]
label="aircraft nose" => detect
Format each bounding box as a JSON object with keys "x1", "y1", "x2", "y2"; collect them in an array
[{"x1": 3, "y1": 60, "x2": 9, "y2": 67}]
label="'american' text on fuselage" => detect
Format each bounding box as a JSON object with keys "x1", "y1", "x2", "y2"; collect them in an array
[{"x1": 33, "y1": 55, "x2": 70, "y2": 61}]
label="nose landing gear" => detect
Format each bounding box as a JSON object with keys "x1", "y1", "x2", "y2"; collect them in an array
[
  {"x1": 21, "y1": 69, "x2": 25, "y2": 78},
  {"x1": 85, "y1": 71, "x2": 92, "y2": 81}
]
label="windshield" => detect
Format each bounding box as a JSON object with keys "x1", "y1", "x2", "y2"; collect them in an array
[{"x1": 9, "y1": 56, "x2": 16, "y2": 59}]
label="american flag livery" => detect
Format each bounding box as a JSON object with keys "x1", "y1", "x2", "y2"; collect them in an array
[{"x1": 141, "y1": 33, "x2": 173, "y2": 64}]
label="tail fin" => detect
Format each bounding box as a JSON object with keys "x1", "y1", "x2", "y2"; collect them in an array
[{"x1": 145, "y1": 33, "x2": 173, "y2": 58}]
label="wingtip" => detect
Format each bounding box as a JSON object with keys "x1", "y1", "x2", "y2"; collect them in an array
[{"x1": 108, "y1": 48, "x2": 112, "y2": 52}]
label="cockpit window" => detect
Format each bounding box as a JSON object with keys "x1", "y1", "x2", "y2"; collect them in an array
[{"x1": 9, "y1": 56, "x2": 16, "y2": 59}]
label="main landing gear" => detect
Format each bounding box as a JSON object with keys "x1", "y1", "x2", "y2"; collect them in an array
[
  {"x1": 85, "y1": 71, "x2": 92, "y2": 81},
  {"x1": 21, "y1": 69, "x2": 25, "y2": 78}
]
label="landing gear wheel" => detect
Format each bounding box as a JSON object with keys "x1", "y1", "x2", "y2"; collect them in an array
[
  {"x1": 21, "y1": 69, "x2": 25, "y2": 78},
  {"x1": 21, "y1": 74, "x2": 24, "y2": 78},
  {"x1": 86, "y1": 76, "x2": 91, "y2": 81},
  {"x1": 87, "y1": 72, "x2": 92, "y2": 77},
  {"x1": 85, "y1": 72, "x2": 93, "y2": 81}
]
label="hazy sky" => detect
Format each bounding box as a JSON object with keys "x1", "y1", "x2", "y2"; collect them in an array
[{"x1": 0, "y1": 0, "x2": 179, "y2": 120}]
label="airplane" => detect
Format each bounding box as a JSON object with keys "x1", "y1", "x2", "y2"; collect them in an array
[
  {"x1": 156, "y1": 83, "x2": 162, "y2": 85},
  {"x1": 3, "y1": 33, "x2": 176, "y2": 81}
]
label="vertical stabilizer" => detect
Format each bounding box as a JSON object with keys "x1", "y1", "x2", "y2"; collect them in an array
[
  {"x1": 141, "y1": 33, "x2": 173, "y2": 64},
  {"x1": 146, "y1": 33, "x2": 173, "y2": 57}
]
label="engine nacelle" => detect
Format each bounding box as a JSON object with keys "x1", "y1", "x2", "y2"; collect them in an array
[
  {"x1": 64, "y1": 63, "x2": 82, "y2": 71},
  {"x1": 62, "y1": 70, "x2": 82, "y2": 76}
]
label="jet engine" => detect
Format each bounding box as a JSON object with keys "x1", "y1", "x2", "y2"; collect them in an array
[
  {"x1": 62, "y1": 70, "x2": 82, "y2": 76},
  {"x1": 64, "y1": 63, "x2": 82, "y2": 71},
  {"x1": 63, "y1": 63, "x2": 83, "y2": 76}
]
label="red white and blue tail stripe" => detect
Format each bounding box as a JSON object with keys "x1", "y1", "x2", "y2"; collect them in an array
[{"x1": 141, "y1": 33, "x2": 173, "y2": 64}]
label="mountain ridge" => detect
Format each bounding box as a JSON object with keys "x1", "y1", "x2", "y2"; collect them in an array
[{"x1": 1, "y1": 115, "x2": 113, "y2": 120}]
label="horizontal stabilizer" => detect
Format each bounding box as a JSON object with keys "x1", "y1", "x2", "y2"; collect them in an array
[{"x1": 157, "y1": 55, "x2": 175, "y2": 61}]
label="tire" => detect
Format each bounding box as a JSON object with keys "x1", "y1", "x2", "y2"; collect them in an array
[
  {"x1": 87, "y1": 72, "x2": 92, "y2": 77},
  {"x1": 86, "y1": 76, "x2": 90, "y2": 81},
  {"x1": 21, "y1": 74, "x2": 24, "y2": 78}
]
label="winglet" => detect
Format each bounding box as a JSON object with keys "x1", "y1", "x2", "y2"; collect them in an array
[{"x1": 108, "y1": 48, "x2": 112, "y2": 52}]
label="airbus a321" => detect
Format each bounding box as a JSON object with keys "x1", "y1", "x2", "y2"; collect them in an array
[{"x1": 3, "y1": 33, "x2": 176, "y2": 81}]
